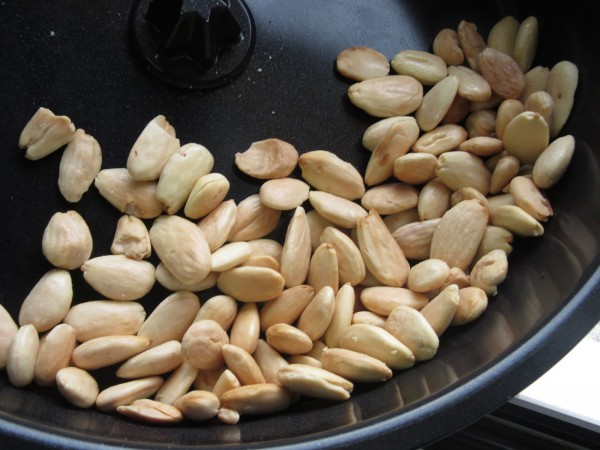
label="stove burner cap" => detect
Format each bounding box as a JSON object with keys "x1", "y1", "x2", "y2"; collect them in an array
[{"x1": 129, "y1": 0, "x2": 255, "y2": 89}]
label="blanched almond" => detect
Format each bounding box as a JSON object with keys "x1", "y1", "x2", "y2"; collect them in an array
[
  {"x1": 547, "y1": 61, "x2": 579, "y2": 137},
  {"x1": 392, "y1": 218, "x2": 440, "y2": 260},
  {"x1": 42, "y1": 210, "x2": 92, "y2": 270},
  {"x1": 116, "y1": 340, "x2": 182, "y2": 379},
  {"x1": 496, "y1": 99, "x2": 525, "y2": 140},
  {"x1": 0, "y1": 305, "x2": 18, "y2": 370},
  {"x1": 435, "y1": 151, "x2": 491, "y2": 195},
  {"x1": 229, "y1": 303, "x2": 260, "y2": 354},
  {"x1": 479, "y1": 47, "x2": 525, "y2": 99},
  {"x1": 447, "y1": 65, "x2": 492, "y2": 102},
  {"x1": 513, "y1": 16, "x2": 538, "y2": 72},
  {"x1": 259, "y1": 285, "x2": 315, "y2": 331},
  {"x1": 433, "y1": 28, "x2": 464, "y2": 66},
  {"x1": 503, "y1": 111, "x2": 549, "y2": 164},
  {"x1": 419, "y1": 284, "x2": 460, "y2": 336},
  {"x1": 509, "y1": 176, "x2": 553, "y2": 221},
  {"x1": 532, "y1": 135, "x2": 575, "y2": 189},
  {"x1": 277, "y1": 364, "x2": 352, "y2": 401},
  {"x1": 195, "y1": 295, "x2": 238, "y2": 331},
  {"x1": 336, "y1": 46, "x2": 390, "y2": 81},
  {"x1": 235, "y1": 138, "x2": 298, "y2": 179},
  {"x1": 184, "y1": 173, "x2": 230, "y2": 219},
  {"x1": 348, "y1": 75, "x2": 423, "y2": 118},
  {"x1": 391, "y1": 50, "x2": 448, "y2": 86},
  {"x1": 299, "y1": 150, "x2": 365, "y2": 200},
  {"x1": 309, "y1": 191, "x2": 367, "y2": 229},
  {"x1": 470, "y1": 249, "x2": 509, "y2": 296},
  {"x1": 71, "y1": 335, "x2": 150, "y2": 370},
  {"x1": 228, "y1": 194, "x2": 281, "y2": 242},
  {"x1": 487, "y1": 15, "x2": 520, "y2": 55},
  {"x1": 217, "y1": 266, "x2": 285, "y2": 302},
  {"x1": 96, "y1": 376, "x2": 164, "y2": 412},
  {"x1": 308, "y1": 243, "x2": 339, "y2": 295},
  {"x1": 360, "y1": 286, "x2": 428, "y2": 315},
  {"x1": 259, "y1": 178, "x2": 310, "y2": 210},
  {"x1": 415, "y1": 75, "x2": 459, "y2": 132},
  {"x1": 297, "y1": 286, "x2": 336, "y2": 341},
  {"x1": 393, "y1": 153, "x2": 438, "y2": 185},
  {"x1": 19, "y1": 107, "x2": 75, "y2": 160},
  {"x1": 457, "y1": 20, "x2": 487, "y2": 72},
  {"x1": 321, "y1": 348, "x2": 392, "y2": 383},
  {"x1": 280, "y1": 206, "x2": 312, "y2": 287},
  {"x1": 362, "y1": 116, "x2": 420, "y2": 151},
  {"x1": 412, "y1": 124, "x2": 468, "y2": 156},
  {"x1": 417, "y1": 178, "x2": 451, "y2": 221},
  {"x1": 6, "y1": 324, "x2": 39, "y2": 387},
  {"x1": 361, "y1": 183, "x2": 419, "y2": 215},
  {"x1": 58, "y1": 129, "x2": 102, "y2": 202},
  {"x1": 181, "y1": 320, "x2": 229, "y2": 370},
  {"x1": 197, "y1": 199, "x2": 237, "y2": 252},
  {"x1": 385, "y1": 306, "x2": 439, "y2": 361},
  {"x1": 56, "y1": 367, "x2": 99, "y2": 408}
]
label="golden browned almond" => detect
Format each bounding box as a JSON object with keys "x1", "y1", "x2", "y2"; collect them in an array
[
  {"x1": 155, "y1": 263, "x2": 217, "y2": 292},
  {"x1": 55, "y1": 367, "x2": 99, "y2": 408},
  {"x1": 259, "y1": 178, "x2": 310, "y2": 210},
  {"x1": 385, "y1": 306, "x2": 439, "y2": 361},
  {"x1": 435, "y1": 151, "x2": 491, "y2": 195},
  {"x1": 34, "y1": 323, "x2": 77, "y2": 387},
  {"x1": 496, "y1": 99, "x2": 525, "y2": 140},
  {"x1": 197, "y1": 199, "x2": 237, "y2": 252},
  {"x1": 308, "y1": 243, "x2": 339, "y2": 295},
  {"x1": 155, "y1": 362, "x2": 199, "y2": 405},
  {"x1": 442, "y1": 93, "x2": 470, "y2": 124},
  {"x1": 465, "y1": 109, "x2": 497, "y2": 138},
  {"x1": 474, "y1": 225, "x2": 514, "y2": 262},
  {"x1": 393, "y1": 153, "x2": 438, "y2": 186},
  {"x1": 96, "y1": 376, "x2": 164, "y2": 412},
  {"x1": 277, "y1": 364, "x2": 353, "y2": 401},
  {"x1": 362, "y1": 116, "x2": 420, "y2": 151},
  {"x1": 323, "y1": 283, "x2": 355, "y2": 348},
  {"x1": 228, "y1": 194, "x2": 281, "y2": 242},
  {"x1": 419, "y1": 284, "x2": 460, "y2": 336},
  {"x1": 412, "y1": 124, "x2": 468, "y2": 156},
  {"x1": 259, "y1": 285, "x2": 315, "y2": 331},
  {"x1": 441, "y1": 267, "x2": 471, "y2": 290},
  {"x1": 347, "y1": 75, "x2": 423, "y2": 118},
  {"x1": 357, "y1": 209, "x2": 410, "y2": 287},
  {"x1": 174, "y1": 390, "x2": 220, "y2": 421},
  {"x1": 452, "y1": 287, "x2": 489, "y2": 325},
  {"x1": 432, "y1": 28, "x2": 464, "y2": 66},
  {"x1": 150, "y1": 214, "x2": 211, "y2": 285},
  {"x1": 126, "y1": 115, "x2": 180, "y2": 181},
  {"x1": 459, "y1": 136, "x2": 504, "y2": 158},
  {"x1": 308, "y1": 191, "x2": 368, "y2": 229},
  {"x1": 265, "y1": 323, "x2": 313, "y2": 355},
  {"x1": 361, "y1": 183, "x2": 419, "y2": 215},
  {"x1": 407, "y1": 258, "x2": 450, "y2": 293},
  {"x1": 509, "y1": 176, "x2": 553, "y2": 221},
  {"x1": 58, "y1": 129, "x2": 102, "y2": 202},
  {"x1": 212, "y1": 368, "x2": 241, "y2": 399},
  {"x1": 0, "y1": 304, "x2": 18, "y2": 370},
  {"x1": 490, "y1": 204, "x2": 544, "y2": 236},
  {"x1": 430, "y1": 199, "x2": 489, "y2": 271},
  {"x1": 117, "y1": 399, "x2": 183, "y2": 424},
  {"x1": 513, "y1": 16, "x2": 538, "y2": 72},
  {"x1": 503, "y1": 111, "x2": 549, "y2": 164},
  {"x1": 81, "y1": 255, "x2": 155, "y2": 301},
  {"x1": 479, "y1": 47, "x2": 525, "y2": 99},
  {"x1": 321, "y1": 347, "x2": 392, "y2": 383},
  {"x1": 229, "y1": 303, "x2": 260, "y2": 354},
  {"x1": 6, "y1": 324, "x2": 39, "y2": 387},
  {"x1": 242, "y1": 255, "x2": 280, "y2": 271},
  {"x1": 222, "y1": 344, "x2": 265, "y2": 386},
  {"x1": 392, "y1": 218, "x2": 441, "y2": 260},
  {"x1": 547, "y1": 61, "x2": 579, "y2": 137},
  {"x1": 470, "y1": 249, "x2": 509, "y2": 296},
  {"x1": 116, "y1": 340, "x2": 182, "y2": 379},
  {"x1": 457, "y1": 20, "x2": 487, "y2": 72},
  {"x1": 235, "y1": 138, "x2": 298, "y2": 179},
  {"x1": 532, "y1": 135, "x2": 575, "y2": 189},
  {"x1": 280, "y1": 206, "x2": 312, "y2": 287},
  {"x1": 365, "y1": 121, "x2": 418, "y2": 186},
  {"x1": 42, "y1": 210, "x2": 93, "y2": 270},
  {"x1": 336, "y1": 46, "x2": 390, "y2": 81},
  {"x1": 217, "y1": 266, "x2": 285, "y2": 302},
  {"x1": 19, "y1": 269, "x2": 72, "y2": 333},
  {"x1": 184, "y1": 173, "x2": 230, "y2": 219},
  {"x1": 490, "y1": 155, "x2": 521, "y2": 194},
  {"x1": 391, "y1": 50, "x2": 448, "y2": 86},
  {"x1": 111, "y1": 215, "x2": 151, "y2": 260},
  {"x1": 360, "y1": 286, "x2": 428, "y2": 315},
  {"x1": 352, "y1": 311, "x2": 387, "y2": 328},
  {"x1": 19, "y1": 107, "x2": 75, "y2": 160},
  {"x1": 524, "y1": 91, "x2": 554, "y2": 129},
  {"x1": 221, "y1": 383, "x2": 292, "y2": 416},
  {"x1": 156, "y1": 143, "x2": 214, "y2": 215},
  {"x1": 487, "y1": 15, "x2": 520, "y2": 55},
  {"x1": 195, "y1": 295, "x2": 238, "y2": 331},
  {"x1": 339, "y1": 323, "x2": 415, "y2": 370},
  {"x1": 297, "y1": 286, "x2": 336, "y2": 341},
  {"x1": 416, "y1": 75, "x2": 459, "y2": 132},
  {"x1": 252, "y1": 339, "x2": 289, "y2": 385},
  {"x1": 71, "y1": 335, "x2": 150, "y2": 370},
  {"x1": 299, "y1": 150, "x2": 365, "y2": 200},
  {"x1": 193, "y1": 367, "x2": 225, "y2": 392},
  {"x1": 417, "y1": 177, "x2": 451, "y2": 221},
  {"x1": 94, "y1": 168, "x2": 164, "y2": 219},
  {"x1": 218, "y1": 408, "x2": 239, "y2": 425},
  {"x1": 447, "y1": 65, "x2": 492, "y2": 102},
  {"x1": 181, "y1": 320, "x2": 229, "y2": 370}
]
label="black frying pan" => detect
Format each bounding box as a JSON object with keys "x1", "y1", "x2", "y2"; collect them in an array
[{"x1": 1, "y1": 1, "x2": 599, "y2": 448}]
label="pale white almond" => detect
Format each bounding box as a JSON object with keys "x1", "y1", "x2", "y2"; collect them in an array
[
  {"x1": 259, "y1": 285, "x2": 315, "y2": 331},
  {"x1": 513, "y1": 16, "x2": 538, "y2": 72},
  {"x1": 416, "y1": 75, "x2": 459, "y2": 132},
  {"x1": 229, "y1": 303, "x2": 260, "y2": 354},
  {"x1": 360, "y1": 286, "x2": 428, "y2": 315},
  {"x1": 217, "y1": 266, "x2": 285, "y2": 302},
  {"x1": 19, "y1": 269, "x2": 72, "y2": 333},
  {"x1": 433, "y1": 28, "x2": 464, "y2": 66},
  {"x1": 352, "y1": 311, "x2": 387, "y2": 328},
  {"x1": 6, "y1": 324, "x2": 39, "y2": 387},
  {"x1": 210, "y1": 242, "x2": 252, "y2": 272},
  {"x1": 323, "y1": 282, "x2": 355, "y2": 348},
  {"x1": 111, "y1": 215, "x2": 151, "y2": 260},
  {"x1": 309, "y1": 191, "x2": 367, "y2": 229},
  {"x1": 307, "y1": 243, "x2": 339, "y2": 295},
  {"x1": 496, "y1": 99, "x2": 525, "y2": 140},
  {"x1": 197, "y1": 199, "x2": 237, "y2": 252},
  {"x1": 503, "y1": 111, "x2": 549, "y2": 164},
  {"x1": 361, "y1": 183, "x2": 419, "y2": 215},
  {"x1": 509, "y1": 176, "x2": 553, "y2": 221},
  {"x1": 184, "y1": 173, "x2": 230, "y2": 219},
  {"x1": 392, "y1": 218, "x2": 440, "y2": 260},
  {"x1": 116, "y1": 340, "x2": 182, "y2": 378},
  {"x1": 412, "y1": 124, "x2": 468, "y2": 156},
  {"x1": 55, "y1": 367, "x2": 99, "y2": 408},
  {"x1": 42, "y1": 210, "x2": 93, "y2": 270},
  {"x1": 212, "y1": 369, "x2": 241, "y2": 399},
  {"x1": 156, "y1": 143, "x2": 214, "y2": 215},
  {"x1": 58, "y1": 129, "x2": 102, "y2": 202},
  {"x1": 321, "y1": 348, "x2": 392, "y2": 383},
  {"x1": 407, "y1": 258, "x2": 450, "y2": 293},
  {"x1": 465, "y1": 109, "x2": 497, "y2": 138},
  {"x1": 299, "y1": 150, "x2": 365, "y2": 200},
  {"x1": 524, "y1": 91, "x2": 554, "y2": 129},
  {"x1": 265, "y1": 323, "x2": 313, "y2": 355},
  {"x1": 435, "y1": 151, "x2": 491, "y2": 195},
  {"x1": 441, "y1": 267, "x2": 471, "y2": 290},
  {"x1": 288, "y1": 355, "x2": 322, "y2": 368},
  {"x1": 194, "y1": 295, "x2": 238, "y2": 332},
  {"x1": 0, "y1": 305, "x2": 18, "y2": 370},
  {"x1": 547, "y1": 60, "x2": 579, "y2": 137},
  {"x1": 71, "y1": 335, "x2": 150, "y2": 370},
  {"x1": 174, "y1": 390, "x2": 220, "y2": 421},
  {"x1": 150, "y1": 214, "x2": 211, "y2": 285},
  {"x1": 117, "y1": 399, "x2": 183, "y2": 424},
  {"x1": 474, "y1": 225, "x2": 514, "y2": 263},
  {"x1": 81, "y1": 255, "x2": 155, "y2": 301},
  {"x1": 155, "y1": 363, "x2": 199, "y2": 405},
  {"x1": 447, "y1": 65, "x2": 492, "y2": 102},
  {"x1": 385, "y1": 306, "x2": 439, "y2": 361},
  {"x1": 306, "y1": 210, "x2": 337, "y2": 252},
  {"x1": 393, "y1": 153, "x2": 438, "y2": 185},
  {"x1": 417, "y1": 178, "x2": 451, "y2": 221},
  {"x1": 362, "y1": 116, "x2": 420, "y2": 151},
  {"x1": 181, "y1": 320, "x2": 228, "y2": 370},
  {"x1": 235, "y1": 138, "x2": 298, "y2": 179},
  {"x1": 391, "y1": 50, "x2": 448, "y2": 86},
  {"x1": 259, "y1": 178, "x2": 310, "y2": 210},
  {"x1": 457, "y1": 20, "x2": 487, "y2": 72},
  {"x1": 487, "y1": 193, "x2": 516, "y2": 213},
  {"x1": 246, "y1": 238, "x2": 283, "y2": 263},
  {"x1": 126, "y1": 115, "x2": 180, "y2": 181},
  {"x1": 297, "y1": 286, "x2": 336, "y2": 341},
  {"x1": 419, "y1": 284, "x2": 460, "y2": 336},
  {"x1": 252, "y1": 339, "x2": 289, "y2": 385},
  {"x1": 519, "y1": 65, "x2": 550, "y2": 103},
  {"x1": 34, "y1": 324, "x2": 76, "y2": 387},
  {"x1": 450, "y1": 187, "x2": 489, "y2": 209},
  {"x1": 19, "y1": 107, "x2": 75, "y2": 160},
  {"x1": 155, "y1": 263, "x2": 217, "y2": 292},
  {"x1": 490, "y1": 204, "x2": 544, "y2": 237},
  {"x1": 348, "y1": 75, "x2": 423, "y2": 118},
  {"x1": 221, "y1": 383, "x2": 291, "y2": 416},
  {"x1": 470, "y1": 249, "x2": 509, "y2": 296},
  {"x1": 228, "y1": 194, "x2": 281, "y2": 242},
  {"x1": 96, "y1": 376, "x2": 164, "y2": 412},
  {"x1": 277, "y1": 364, "x2": 353, "y2": 401},
  {"x1": 532, "y1": 135, "x2": 575, "y2": 189},
  {"x1": 280, "y1": 206, "x2": 312, "y2": 287},
  {"x1": 336, "y1": 46, "x2": 390, "y2": 81},
  {"x1": 222, "y1": 344, "x2": 265, "y2": 386},
  {"x1": 452, "y1": 287, "x2": 489, "y2": 325},
  {"x1": 459, "y1": 136, "x2": 504, "y2": 157},
  {"x1": 487, "y1": 15, "x2": 520, "y2": 55},
  {"x1": 490, "y1": 155, "x2": 521, "y2": 194}
]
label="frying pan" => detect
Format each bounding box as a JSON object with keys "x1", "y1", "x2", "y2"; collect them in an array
[{"x1": 1, "y1": 0, "x2": 599, "y2": 448}]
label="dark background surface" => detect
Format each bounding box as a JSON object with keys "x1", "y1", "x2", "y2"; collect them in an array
[{"x1": 1, "y1": 1, "x2": 599, "y2": 448}]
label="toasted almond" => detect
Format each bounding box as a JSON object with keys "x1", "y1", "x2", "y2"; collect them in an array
[
  {"x1": 6, "y1": 324, "x2": 39, "y2": 387},
  {"x1": 259, "y1": 178, "x2": 310, "y2": 210},
  {"x1": 447, "y1": 65, "x2": 491, "y2": 102},
  {"x1": 210, "y1": 242, "x2": 252, "y2": 272},
  {"x1": 309, "y1": 191, "x2": 367, "y2": 229},
  {"x1": 323, "y1": 283, "x2": 355, "y2": 348},
  {"x1": 217, "y1": 266, "x2": 285, "y2": 302},
  {"x1": 280, "y1": 206, "x2": 312, "y2": 287},
  {"x1": 174, "y1": 390, "x2": 220, "y2": 421},
  {"x1": 299, "y1": 150, "x2": 365, "y2": 200},
  {"x1": 430, "y1": 200, "x2": 489, "y2": 270},
  {"x1": 474, "y1": 225, "x2": 514, "y2": 262},
  {"x1": 96, "y1": 376, "x2": 164, "y2": 412},
  {"x1": 155, "y1": 263, "x2": 218, "y2": 292},
  {"x1": 336, "y1": 46, "x2": 390, "y2": 81},
  {"x1": 442, "y1": 93, "x2": 471, "y2": 124},
  {"x1": 390, "y1": 50, "x2": 448, "y2": 86},
  {"x1": 197, "y1": 199, "x2": 237, "y2": 252},
  {"x1": 513, "y1": 16, "x2": 538, "y2": 72},
  {"x1": 547, "y1": 61, "x2": 579, "y2": 137},
  {"x1": 490, "y1": 155, "x2": 521, "y2": 194},
  {"x1": 393, "y1": 153, "x2": 438, "y2": 185},
  {"x1": 419, "y1": 284, "x2": 460, "y2": 336},
  {"x1": 417, "y1": 177, "x2": 451, "y2": 221},
  {"x1": 465, "y1": 109, "x2": 497, "y2": 138},
  {"x1": 487, "y1": 15, "x2": 520, "y2": 55},
  {"x1": 509, "y1": 176, "x2": 553, "y2": 221},
  {"x1": 433, "y1": 28, "x2": 464, "y2": 66},
  {"x1": 496, "y1": 99, "x2": 525, "y2": 140},
  {"x1": 385, "y1": 306, "x2": 439, "y2": 361},
  {"x1": 459, "y1": 136, "x2": 504, "y2": 157},
  {"x1": 111, "y1": 215, "x2": 151, "y2": 260},
  {"x1": 307, "y1": 243, "x2": 339, "y2": 295},
  {"x1": 155, "y1": 362, "x2": 199, "y2": 405},
  {"x1": 235, "y1": 138, "x2": 298, "y2": 179},
  {"x1": 470, "y1": 249, "x2": 509, "y2": 296},
  {"x1": 34, "y1": 323, "x2": 77, "y2": 387},
  {"x1": 184, "y1": 173, "x2": 230, "y2": 219},
  {"x1": 452, "y1": 287, "x2": 489, "y2": 325},
  {"x1": 194, "y1": 295, "x2": 238, "y2": 331},
  {"x1": 259, "y1": 285, "x2": 315, "y2": 331},
  {"x1": 360, "y1": 286, "x2": 428, "y2": 315},
  {"x1": 228, "y1": 194, "x2": 281, "y2": 242},
  {"x1": 58, "y1": 129, "x2": 102, "y2": 202},
  {"x1": 0, "y1": 305, "x2": 18, "y2": 370},
  {"x1": 222, "y1": 344, "x2": 265, "y2": 386},
  {"x1": 277, "y1": 364, "x2": 353, "y2": 401},
  {"x1": 306, "y1": 210, "x2": 337, "y2": 252},
  {"x1": 321, "y1": 348, "x2": 392, "y2": 383},
  {"x1": 297, "y1": 286, "x2": 336, "y2": 341},
  {"x1": 252, "y1": 339, "x2": 289, "y2": 385},
  {"x1": 352, "y1": 310, "x2": 387, "y2": 328},
  {"x1": 221, "y1": 383, "x2": 292, "y2": 415},
  {"x1": 412, "y1": 124, "x2": 468, "y2": 156},
  {"x1": 19, "y1": 269, "x2": 72, "y2": 333},
  {"x1": 19, "y1": 107, "x2": 75, "y2": 160},
  {"x1": 241, "y1": 255, "x2": 280, "y2": 271},
  {"x1": 182, "y1": 320, "x2": 229, "y2": 370},
  {"x1": 72, "y1": 335, "x2": 150, "y2": 370},
  {"x1": 116, "y1": 340, "x2": 182, "y2": 379},
  {"x1": 362, "y1": 116, "x2": 420, "y2": 151},
  {"x1": 348, "y1": 75, "x2": 423, "y2": 118},
  {"x1": 407, "y1": 259, "x2": 450, "y2": 293},
  {"x1": 361, "y1": 183, "x2": 419, "y2": 215},
  {"x1": 42, "y1": 210, "x2": 93, "y2": 270},
  {"x1": 265, "y1": 323, "x2": 313, "y2": 355},
  {"x1": 213, "y1": 369, "x2": 242, "y2": 399},
  {"x1": 450, "y1": 187, "x2": 489, "y2": 209},
  {"x1": 416, "y1": 75, "x2": 459, "y2": 132},
  {"x1": 55, "y1": 367, "x2": 99, "y2": 408},
  {"x1": 193, "y1": 367, "x2": 225, "y2": 392},
  {"x1": 217, "y1": 407, "x2": 240, "y2": 425},
  {"x1": 532, "y1": 135, "x2": 575, "y2": 189},
  {"x1": 383, "y1": 208, "x2": 419, "y2": 233},
  {"x1": 457, "y1": 20, "x2": 487, "y2": 72},
  {"x1": 479, "y1": 47, "x2": 526, "y2": 99},
  {"x1": 490, "y1": 204, "x2": 544, "y2": 236},
  {"x1": 392, "y1": 218, "x2": 441, "y2": 260},
  {"x1": 435, "y1": 151, "x2": 491, "y2": 195},
  {"x1": 229, "y1": 303, "x2": 260, "y2": 354},
  {"x1": 441, "y1": 267, "x2": 471, "y2": 290},
  {"x1": 117, "y1": 399, "x2": 183, "y2": 424}
]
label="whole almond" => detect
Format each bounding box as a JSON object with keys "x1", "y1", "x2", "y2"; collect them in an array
[
  {"x1": 547, "y1": 61, "x2": 579, "y2": 137},
  {"x1": 184, "y1": 173, "x2": 230, "y2": 219},
  {"x1": 117, "y1": 399, "x2": 183, "y2": 424},
  {"x1": 81, "y1": 255, "x2": 155, "y2": 301},
  {"x1": 34, "y1": 324, "x2": 77, "y2": 387},
  {"x1": 72, "y1": 335, "x2": 150, "y2": 370},
  {"x1": 195, "y1": 295, "x2": 238, "y2": 331},
  {"x1": 259, "y1": 285, "x2": 315, "y2": 331},
  {"x1": 479, "y1": 47, "x2": 526, "y2": 99},
  {"x1": 435, "y1": 151, "x2": 491, "y2": 195},
  {"x1": 217, "y1": 266, "x2": 285, "y2": 302},
  {"x1": 348, "y1": 75, "x2": 423, "y2": 118},
  {"x1": 361, "y1": 183, "x2": 419, "y2": 215},
  {"x1": 362, "y1": 116, "x2": 420, "y2": 151},
  {"x1": 513, "y1": 16, "x2": 538, "y2": 72},
  {"x1": 502, "y1": 111, "x2": 549, "y2": 164},
  {"x1": 222, "y1": 344, "x2": 265, "y2": 386},
  {"x1": 150, "y1": 214, "x2": 211, "y2": 285},
  {"x1": 487, "y1": 15, "x2": 520, "y2": 55},
  {"x1": 393, "y1": 153, "x2": 438, "y2": 185},
  {"x1": 407, "y1": 258, "x2": 450, "y2": 293},
  {"x1": 416, "y1": 75, "x2": 459, "y2": 132},
  {"x1": 465, "y1": 109, "x2": 497, "y2": 138},
  {"x1": 306, "y1": 210, "x2": 336, "y2": 251},
  {"x1": 475, "y1": 225, "x2": 514, "y2": 262},
  {"x1": 116, "y1": 340, "x2": 182, "y2": 379},
  {"x1": 323, "y1": 282, "x2": 355, "y2": 348},
  {"x1": 235, "y1": 138, "x2": 298, "y2": 179},
  {"x1": 181, "y1": 320, "x2": 229, "y2": 370},
  {"x1": 433, "y1": 28, "x2": 464, "y2": 66},
  {"x1": 391, "y1": 50, "x2": 448, "y2": 86},
  {"x1": 42, "y1": 210, "x2": 93, "y2": 270},
  {"x1": 126, "y1": 115, "x2": 180, "y2": 181},
  {"x1": 6, "y1": 324, "x2": 39, "y2": 387},
  {"x1": 175, "y1": 390, "x2": 220, "y2": 421},
  {"x1": 490, "y1": 155, "x2": 521, "y2": 194},
  {"x1": 229, "y1": 303, "x2": 260, "y2": 354},
  {"x1": 490, "y1": 204, "x2": 544, "y2": 237},
  {"x1": 280, "y1": 206, "x2": 312, "y2": 287},
  {"x1": 309, "y1": 191, "x2": 367, "y2": 229},
  {"x1": 299, "y1": 150, "x2": 365, "y2": 200},
  {"x1": 470, "y1": 249, "x2": 509, "y2": 296},
  {"x1": 457, "y1": 20, "x2": 487, "y2": 72},
  {"x1": 524, "y1": 91, "x2": 554, "y2": 129},
  {"x1": 336, "y1": 46, "x2": 390, "y2": 81},
  {"x1": 0, "y1": 305, "x2": 18, "y2": 370},
  {"x1": 211, "y1": 242, "x2": 252, "y2": 272},
  {"x1": 452, "y1": 287, "x2": 489, "y2": 325},
  {"x1": 520, "y1": 65, "x2": 550, "y2": 103},
  {"x1": 221, "y1": 383, "x2": 291, "y2": 416},
  {"x1": 96, "y1": 376, "x2": 164, "y2": 412},
  {"x1": 307, "y1": 243, "x2": 339, "y2": 295},
  {"x1": 253, "y1": 339, "x2": 289, "y2": 385},
  {"x1": 228, "y1": 194, "x2": 281, "y2": 242},
  {"x1": 19, "y1": 107, "x2": 75, "y2": 160},
  {"x1": 360, "y1": 286, "x2": 428, "y2": 315},
  {"x1": 352, "y1": 311, "x2": 387, "y2": 328},
  {"x1": 56, "y1": 367, "x2": 99, "y2": 408},
  {"x1": 198, "y1": 199, "x2": 237, "y2": 252},
  {"x1": 385, "y1": 306, "x2": 439, "y2": 361},
  {"x1": 447, "y1": 65, "x2": 491, "y2": 102},
  {"x1": 496, "y1": 99, "x2": 525, "y2": 140},
  {"x1": 277, "y1": 364, "x2": 353, "y2": 401},
  {"x1": 212, "y1": 369, "x2": 242, "y2": 400},
  {"x1": 111, "y1": 215, "x2": 151, "y2": 260},
  {"x1": 155, "y1": 362, "x2": 199, "y2": 405},
  {"x1": 419, "y1": 284, "x2": 460, "y2": 336},
  {"x1": 532, "y1": 135, "x2": 575, "y2": 189},
  {"x1": 19, "y1": 269, "x2": 72, "y2": 333},
  {"x1": 509, "y1": 176, "x2": 553, "y2": 221},
  {"x1": 155, "y1": 263, "x2": 217, "y2": 292},
  {"x1": 259, "y1": 178, "x2": 310, "y2": 210},
  {"x1": 297, "y1": 286, "x2": 336, "y2": 341},
  {"x1": 321, "y1": 348, "x2": 392, "y2": 383},
  {"x1": 417, "y1": 178, "x2": 451, "y2": 221},
  {"x1": 392, "y1": 218, "x2": 441, "y2": 260},
  {"x1": 459, "y1": 137, "x2": 504, "y2": 157},
  {"x1": 412, "y1": 124, "x2": 468, "y2": 156},
  {"x1": 450, "y1": 187, "x2": 489, "y2": 209},
  {"x1": 58, "y1": 128, "x2": 102, "y2": 202},
  {"x1": 265, "y1": 323, "x2": 313, "y2": 355}
]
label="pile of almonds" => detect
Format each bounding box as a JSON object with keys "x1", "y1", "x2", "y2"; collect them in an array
[{"x1": 0, "y1": 14, "x2": 578, "y2": 426}]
